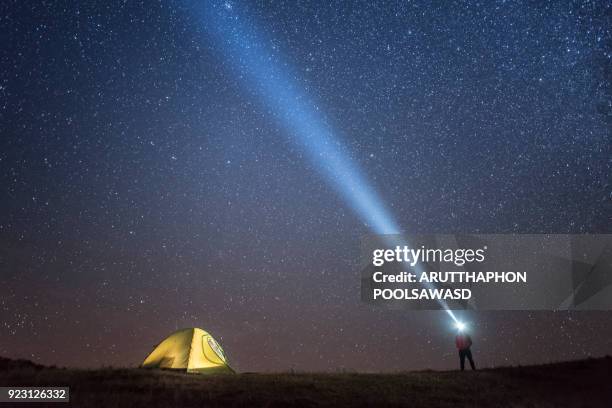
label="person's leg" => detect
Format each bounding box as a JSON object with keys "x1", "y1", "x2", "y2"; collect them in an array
[
  {"x1": 459, "y1": 350, "x2": 466, "y2": 371},
  {"x1": 466, "y1": 349, "x2": 476, "y2": 370}
]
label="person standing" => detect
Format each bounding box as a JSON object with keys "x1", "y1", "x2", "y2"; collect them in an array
[{"x1": 456, "y1": 329, "x2": 476, "y2": 371}]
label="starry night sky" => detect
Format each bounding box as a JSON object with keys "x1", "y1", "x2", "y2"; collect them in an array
[{"x1": 1, "y1": 1, "x2": 611, "y2": 372}]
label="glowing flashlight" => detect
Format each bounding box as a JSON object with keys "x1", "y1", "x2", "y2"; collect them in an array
[{"x1": 455, "y1": 321, "x2": 466, "y2": 331}]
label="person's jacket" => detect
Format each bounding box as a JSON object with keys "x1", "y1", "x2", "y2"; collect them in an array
[{"x1": 455, "y1": 334, "x2": 472, "y2": 350}]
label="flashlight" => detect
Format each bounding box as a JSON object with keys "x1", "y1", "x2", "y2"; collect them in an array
[{"x1": 455, "y1": 321, "x2": 466, "y2": 331}]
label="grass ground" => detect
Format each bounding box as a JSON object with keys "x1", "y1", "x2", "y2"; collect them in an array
[{"x1": 1, "y1": 356, "x2": 611, "y2": 407}]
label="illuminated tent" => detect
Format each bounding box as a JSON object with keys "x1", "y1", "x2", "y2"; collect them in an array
[{"x1": 141, "y1": 327, "x2": 234, "y2": 374}]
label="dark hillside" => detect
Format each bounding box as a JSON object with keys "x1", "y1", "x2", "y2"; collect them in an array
[{"x1": 1, "y1": 357, "x2": 611, "y2": 407}]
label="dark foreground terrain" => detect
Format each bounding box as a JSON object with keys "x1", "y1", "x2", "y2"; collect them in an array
[{"x1": 1, "y1": 357, "x2": 611, "y2": 407}]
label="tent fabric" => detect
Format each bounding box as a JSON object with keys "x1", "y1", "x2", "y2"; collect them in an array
[{"x1": 141, "y1": 327, "x2": 234, "y2": 374}]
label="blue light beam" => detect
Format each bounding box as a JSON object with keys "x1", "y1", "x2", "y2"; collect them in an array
[
  {"x1": 190, "y1": 2, "x2": 458, "y2": 322},
  {"x1": 193, "y1": 2, "x2": 398, "y2": 235}
]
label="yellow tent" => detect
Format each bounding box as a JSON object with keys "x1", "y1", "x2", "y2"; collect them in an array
[{"x1": 141, "y1": 327, "x2": 234, "y2": 374}]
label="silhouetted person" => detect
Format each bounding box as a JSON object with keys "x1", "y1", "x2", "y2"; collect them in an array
[{"x1": 455, "y1": 330, "x2": 476, "y2": 371}]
